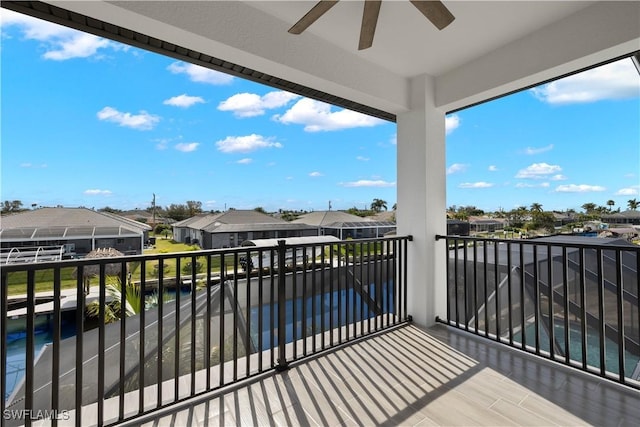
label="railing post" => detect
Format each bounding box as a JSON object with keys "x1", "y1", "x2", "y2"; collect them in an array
[{"x1": 276, "y1": 240, "x2": 289, "y2": 371}]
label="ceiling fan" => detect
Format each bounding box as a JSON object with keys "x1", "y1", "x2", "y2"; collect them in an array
[{"x1": 288, "y1": 0, "x2": 455, "y2": 50}]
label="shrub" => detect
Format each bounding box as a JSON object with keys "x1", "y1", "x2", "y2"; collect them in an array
[{"x1": 182, "y1": 261, "x2": 203, "y2": 274}]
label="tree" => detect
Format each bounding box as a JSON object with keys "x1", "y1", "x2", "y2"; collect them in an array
[
  {"x1": 606, "y1": 199, "x2": 615, "y2": 212},
  {"x1": 370, "y1": 198, "x2": 387, "y2": 213},
  {"x1": 527, "y1": 211, "x2": 556, "y2": 233},
  {"x1": 186, "y1": 200, "x2": 203, "y2": 216},
  {"x1": 506, "y1": 206, "x2": 528, "y2": 229},
  {"x1": 628, "y1": 199, "x2": 639, "y2": 210},
  {"x1": 254, "y1": 206, "x2": 267, "y2": 214},
  {"x1": 581, "y1": 203, "x2": 598, "y2": 215},
  {"x1": 166, "y1": 204, "x2": 190, "y2": 221},
  {"x1": 99, "y1": 206, "x2": 122, "y2": 214},
  {"x1": 530, "y1": 203, "x2": 543, "y2": 213},
  {"x1": 1, "y1": 200, "x2": 25, "y2": 214},
  {"x1": 165, "y1": 201, "x2": 203, "y2": 220},
  {"x1": 452, "y1": 205, "x2": 485, "y2": 220},
  {"x1": 347, "y1": 206, "x2": 370, "y2": 217},
  {"x1": 154, "y1": 223, "x2": 172, "y2": 235}
]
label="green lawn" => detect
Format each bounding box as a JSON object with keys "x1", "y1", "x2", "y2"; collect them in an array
[
  {"x1": 4, "y1": 239, "x2": 240, "y2": 296},
  {"x1": 144, "y1": 237, "x2": 200, "y2": 254}
]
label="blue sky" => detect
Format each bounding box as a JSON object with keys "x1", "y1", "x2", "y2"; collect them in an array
[{"x1": 1, "y1": 9, "x2": 639, "y2": 214}]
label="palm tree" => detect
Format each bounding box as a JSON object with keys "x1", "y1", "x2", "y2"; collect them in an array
[
  {"x1": 86, "y1": 279, "x2": 143, "y2": 324},
  {"x1": 370, "y1": 198, "x2": 387, "y2": 213},
  {"x1": 530, "y1": 203, "x2": 543, "y2": 213},
  {"x1": 628, "y1": 198, "x2": 639, "y2": 211},
  {"x1": 581, "y1": 202, "x2": 597, "y2": 215},
  {"x1": 606, "y1": 199, "x2": 615, "y2": 212}
]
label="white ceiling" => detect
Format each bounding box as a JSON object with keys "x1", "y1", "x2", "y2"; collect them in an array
[
  {"x1": 248, "y1": 1, "x2": 595, "y2": 77},
  {"x1": 58, "y1": 1, "x2": 639, "y2": 113}
]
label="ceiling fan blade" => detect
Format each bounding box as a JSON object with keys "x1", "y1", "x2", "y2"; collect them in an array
[
  {"x1": 288, "y1": 0, "x2": 340, "y2": 34},
  {"x1": 410, "y1": 0, "x2": 455, "y2": 30},
  {"x1": 359, "y1": 0, "x2": 382, "y2": 50}
]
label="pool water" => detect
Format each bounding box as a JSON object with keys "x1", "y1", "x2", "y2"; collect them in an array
[
  {"x1": 4, "y1": 315, "x2": 77, "y2": 401},
  {"x1": 249, "y1": 283, "x2": 393, "y2": 351},
  {"x1": 514, "y1": 322, "x2": 640, "y2": 376}
]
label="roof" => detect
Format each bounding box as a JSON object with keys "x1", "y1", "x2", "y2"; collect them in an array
[
  {"x1": 119, "y1": 210, "x2": 175, "y2": 224},
  {"x1": 533, "y1": 235, "x2": 638, "y2": 248},
  {"x1": 603, "y1": 210, "x2": 640, "y2": 219},
  {"x1": 608, "y1": 227, "x2": 640, "y2": 235},
  {"x1": 324, "y1": 221, "x2": 396, "y2": 229},
  {"x1": 207, "y1": 223, "x2": 316, "y2": 233},
  {"x1": 292, "y1": 211, "x2": 372, "y2": 227},
  {"x1": 240, "y1": 236, "x2": 340, "y2": 248},
  {"x1": 174, "y1": 214, "x2": 221, "y2": 230},
  {"x1": 0, "y1": 207, "x2": 151, "y2": 241},
  {"x1": 370, "y1": 211, "x2": 396, "y2": 222},
  {"x1": 173, "y1": 210, "x2": 287, "y2": 232},
  {"x1": 469, "y1": 217, "x2": 507, "y2": 225}
]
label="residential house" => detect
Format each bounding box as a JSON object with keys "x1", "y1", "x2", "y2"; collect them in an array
[
  {"x1": 468, "y1": 216, "x2": 507, "y2": 234},
  {"x1": 603, "y1": 210, "x2": 640, "y2": 226},
  {"x1": 2, "y1": 1, "x2": 639, "y2": 425},
  {"x1": 118, "y1": 209, "x2": 175, "y2": 228},
  {"x1": 292, "y1": 210, "x2": 396, "y2": 239},
  {"x1": 0, "y1": 207, "x2": 151, "y2": 257},
  {"x1": 172, "y1": 210, "x2": 317, "y2": 249}
]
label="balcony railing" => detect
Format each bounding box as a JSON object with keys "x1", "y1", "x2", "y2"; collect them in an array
[
  {"x1": 0, "y1": 236, "x2": 410, "y2": 426},
  {"x1": 436, "y1": 235, "x2": 640, "y2": 390}
]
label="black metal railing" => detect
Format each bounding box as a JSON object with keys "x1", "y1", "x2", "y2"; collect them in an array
[
  {"x1": 1, "y1": 236, "x2": 410, "y2": 426},
  {"x1": 436, "y1": 235, "x2": 640, "y2": 389}
]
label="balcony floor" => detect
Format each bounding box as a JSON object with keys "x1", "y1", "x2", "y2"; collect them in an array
[{"x1": 128, "y1": 324, "x2": 640, "y2": 427}]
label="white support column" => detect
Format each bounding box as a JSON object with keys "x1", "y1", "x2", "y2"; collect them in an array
[{"x1": 396, "y1": 74, "x2": 447, "y2": 327}]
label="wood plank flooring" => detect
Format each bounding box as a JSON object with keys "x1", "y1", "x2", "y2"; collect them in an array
[{"x1": 119, "y1": 324, "x2": 640, "y2": 426}]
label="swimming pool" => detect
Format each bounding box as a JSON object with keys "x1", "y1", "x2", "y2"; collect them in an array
[
  {"x1": 249, "y1": 283, "x2": 393, "y2": 351},
  {"x1": 4, "y1": 315, "x2": 77, "y2": 401}
]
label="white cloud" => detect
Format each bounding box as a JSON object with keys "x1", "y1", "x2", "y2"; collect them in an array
[
  {"x1": 20, "y1": 163, "x2": 47, "y2": 169},
  {"x1": 175, "y1": 142, "x2": 199, "y2": 152},
  {"x1": 356, "y1": 156, "x2": 370, "y2": 161},
  {"x1": 390, "y1": 134, "x2": 397, "y2": 145},
  {"x1": 524, "y1": 144, "x2": 554, "y2": 155},
  {"x1": 309, "y1": 171, "x2": 323, "y2": 177},
  {"x1": 97, "y1": 106, "x2": 160, "y2": 130},
  {"x1": 447, "y1": 163, "x2": 468, "y2": 175},
  {"x1": 163, "y1": 94, "x2": 205, "y2": 108},
  {"x1": 167, "y1": 61, "x2": 234, "y2": 85},
  {"x1": 215, "y1": 134, "x2": 283, "y2": 153},
  {"x1": 44, "y1": 33, "x2": 112, "y2": 60},
  {"x1": 1, "y1": 9, "x2": 118, "y2": 60},
  {"x1": 515, "y1": 182, "x2": 550, "y2": 188},
  {"x1": 236, "y1": 158, "x2": 253, "y2": 164},
  {"x1": 218, "y1": 91, "x2": 299, "y2": 117},
  {"x1": 615, "y1": 187, "x2": 639, "y2": 196},
  {"x1": 550, "y1": 174, "x2": 567, "y2": 181},
  {"x1": 446, "y1": 114, "x2": 460, "y2": 134},
  {"x1": 274, "y1": 98, "x2": 384, "y2": 132},
  {"x1": 488, "y1": 165, "x2": 498, "y2": 172},
  {"x1": 555, "y1": 184, "x2": 606, "y2": 193},
  {"x1": 459, "y1": 182, "x2": 494, "y2": 189},
  {"x1": 531, "y1": 59, "x2": 640, "y2": 104},
  {"x1": 341, "y1": 180, "x2": 396, "y2": 188},
  {"x1": 515, "y1": 163, "x2": 562, "y2": 179},
  {"x1": 84, "y1": 189, "x2": 112, "y2": 195}
]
